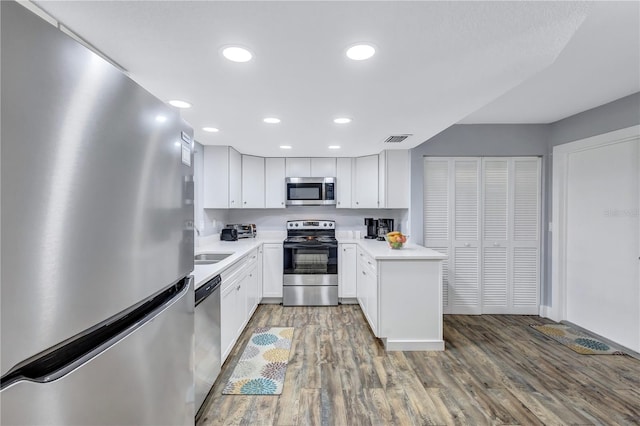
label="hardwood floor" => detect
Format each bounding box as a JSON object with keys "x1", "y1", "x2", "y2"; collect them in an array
[{"x1": 197, "y1": 305, "x2": 640, "y2": 425}]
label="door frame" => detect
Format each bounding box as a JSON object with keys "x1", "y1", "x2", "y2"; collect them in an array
[{"x1": 550, "y1": 124, "x2": 640, "y2": 322}]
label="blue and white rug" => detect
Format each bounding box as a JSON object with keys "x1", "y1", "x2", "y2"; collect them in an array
[
  {"x1": 530, "y1": 324, "x2": 626, "y2": 355},
  {"x1": 222, "y1": 327, "x2": 294, "y2": 395}
]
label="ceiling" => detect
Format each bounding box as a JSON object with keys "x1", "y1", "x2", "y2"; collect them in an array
[{"x1": 32, "y1": 1, "x2": 640, "y2": 157}]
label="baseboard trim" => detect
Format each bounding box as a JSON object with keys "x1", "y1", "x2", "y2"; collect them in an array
[
  {"x1": 382, "y1": 338, "x2": 445, "y2": 351},
  {"x1": 539, "y1": 305, "x2": 551, "y2": 318}
]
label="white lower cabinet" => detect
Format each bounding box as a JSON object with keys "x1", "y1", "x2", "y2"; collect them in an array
[
  {"x1": 220, "y1": 248, "x2": 259, "y2": 363},
  {"x1": 339, "y1": 243, "x2": 357, "y2": 298},
  {"x1": 353, "y1": 244, "x2": 445, "y2": 351},
  {"x1": 244, "y1": 250, "x2": 259, "y2": 319},
  {"x1": 221, "y1": 273, "x2": 244, "y2": 362},
  {"x1": 356, "y1": 246, "x2": 378, "y2": 334},
  {"x1": 262, "y1": 243, "x2": 283, "y2": 298}
]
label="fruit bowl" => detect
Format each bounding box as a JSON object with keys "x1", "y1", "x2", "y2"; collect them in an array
[{"x1": 385, "y1": 232, "x2": 407, "y2": 249}]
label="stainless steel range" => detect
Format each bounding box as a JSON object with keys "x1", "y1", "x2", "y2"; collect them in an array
[{"x1": 283, "y1": 220, "x2": 338, "y2": 306}]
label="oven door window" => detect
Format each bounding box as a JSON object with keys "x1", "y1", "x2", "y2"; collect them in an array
[
  {"x1": 284, "y1": 245, "x2": 337, "y2": 274},
  {"x1": 287, "y1": 183, "x2": 322, "y2": 201}
]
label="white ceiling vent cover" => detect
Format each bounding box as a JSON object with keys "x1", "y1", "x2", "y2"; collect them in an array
[{"x1": 384, "y1": 134, "x2": 412, "y2": 143}]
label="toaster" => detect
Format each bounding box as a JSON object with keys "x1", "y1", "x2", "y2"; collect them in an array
[
  {"x1": 220, "y1": 228, "x2": 238, "y2": 241},
  {"x1": 224, "y1": 224, "x2": 256, "y2": 239}
]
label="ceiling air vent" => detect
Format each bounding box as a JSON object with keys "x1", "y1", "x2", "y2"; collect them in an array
[{"x1": 383, "y1": 134, "x2": 412, "y2": 143}]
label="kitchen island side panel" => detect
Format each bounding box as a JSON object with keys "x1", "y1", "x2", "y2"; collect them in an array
[{"x1": 379, "y1": 259, "x2": 444, "y2": 351}]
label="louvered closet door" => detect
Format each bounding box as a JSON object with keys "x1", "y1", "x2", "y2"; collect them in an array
[
  {"x1": 510, "y1": 158, "x2": 540, "y2": 314},
  {"x1": 451, "y1": 159, "x2": 481, "y2": 314},
  {"x1": 424, "y1": 156, "x2": 541, "y2": 315},
  {"x1": 424, "y1": 159, "x2": 451, "y2": 309},
  {"x1": 482, "y1": 159, "x2": 510, "y2": 312}
]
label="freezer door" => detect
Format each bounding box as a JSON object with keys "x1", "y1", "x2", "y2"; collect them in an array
[
  {"x1": 0, "y1": 278, "x2": 195, "y2": 426},
  {"x1": 1, "y1": 2, "x2": 194, "y2": 375}
]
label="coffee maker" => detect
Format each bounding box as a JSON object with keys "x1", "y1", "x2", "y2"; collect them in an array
[
  {"x1": 364, "y1": 218, "x2": 378, "y2": 239},
  {"x1": 376, "y1": 218, "x2": 395, "y2": 241}
]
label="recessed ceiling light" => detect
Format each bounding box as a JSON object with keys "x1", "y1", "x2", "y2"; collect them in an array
[
  {"x1": 279, "y1": 145, "x2": 292, "y2": 149},
  {"x1": 222, "y1": 46, "x2": 253, "y2": 63},
  {"x1": 346, "y1": 43, "x2": 376, "y2": 60},
  {"x1": 155, "y1": 115, "x2": 167, "y2": 123},
  {"x1": 328, "y1": 145, "x2": 341, "y2": 149},
  {"x1": 334, "y1": 117, "x2": 352, "y2": 124},
  {"x1": 264, "y1": 117, "x2": 281, "y2": 124},
  {"x1": 202, "y1": 127, "x2": 219, "y2": 133},
  {"x1": 168, "y1": 100, "x2": 191, "y2": 109}
]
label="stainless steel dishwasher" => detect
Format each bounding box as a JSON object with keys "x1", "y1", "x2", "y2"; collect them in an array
[{"x1": 194, "y1": 274, "x2": 221, "y2": 412}]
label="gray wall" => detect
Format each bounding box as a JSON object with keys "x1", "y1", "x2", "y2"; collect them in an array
[
  {"x1": 411, "y1": 92, "x2": 640, "y2": 309},
  {"x1": 549, "y1": 92, "x2": 640, "y2": 147}
]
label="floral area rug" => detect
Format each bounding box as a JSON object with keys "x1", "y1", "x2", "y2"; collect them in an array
[
  {"x1": 530, "y1": 324, "x2": 626, "y2": 355},
  {"x1": 222, "y1": 327, "x2": 294, "y2": 395}
]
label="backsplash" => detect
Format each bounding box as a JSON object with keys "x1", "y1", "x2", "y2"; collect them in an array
[{"x1": 203, "y1": 206, "x2": 409, "y2": 237}]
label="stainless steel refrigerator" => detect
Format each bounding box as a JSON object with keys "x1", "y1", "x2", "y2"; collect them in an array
[{"x1": 1, "y1": 2, "x2": 195, "y2": 424}]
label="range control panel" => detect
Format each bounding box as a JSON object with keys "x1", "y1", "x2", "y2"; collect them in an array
[{"x1": 287, "y1": 220, "x2": 335, "y2": 230}]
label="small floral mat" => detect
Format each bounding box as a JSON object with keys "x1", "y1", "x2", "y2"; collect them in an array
[
  {"x1": 222, "y1": 327, "x2": 294, "y2": 395},
  {"x1": 530, "y1": 324, "x2": 626, "y2": 355}
]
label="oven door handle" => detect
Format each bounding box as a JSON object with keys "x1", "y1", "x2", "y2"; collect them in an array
[{"x1": 284, "y1": 244, "x2": 337, "y2": 249}]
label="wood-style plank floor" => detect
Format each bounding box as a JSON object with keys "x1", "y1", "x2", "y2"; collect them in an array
[{"x1": 196, "y1": 305, "x2": 640, "y2": 425}]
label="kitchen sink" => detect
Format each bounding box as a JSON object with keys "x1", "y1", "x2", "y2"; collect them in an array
[{"x1": 194, "y1": 253, "x2": 233, "y2": 265}]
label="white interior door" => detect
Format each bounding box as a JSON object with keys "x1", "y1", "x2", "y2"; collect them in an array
[
  {"x1": 451, "y1": 159, "x2": 481, "y2": 314},
  {"x1": 482, "y1": 159, "x2": 509, "y2": 311},
  {"x1": 423, "y1": 159, "x2": 451, "y2": 310},
  {"x1": 566, "y1": 137, "x2": 639, "y2": 352}
]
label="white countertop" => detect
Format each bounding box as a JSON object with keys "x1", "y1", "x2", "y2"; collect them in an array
[
  {"x1": 192, "y1": 235, "x2": 446, "y2": 290},
  {"x1": 192, "y1": 237, "x2": 279, "y2": 290},
  {"x1": 341, "y1": 238, "x2": 448, "y2": 260}
]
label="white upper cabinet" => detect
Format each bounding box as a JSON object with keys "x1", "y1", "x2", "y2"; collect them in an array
[
  {"x1": 285, "y1": 158, "x2": 311, "y2": 177},
  {"x1": 311, "y1": 158, "x2": 336, "y2": 176},
  {"x1": 285, "y1": 157, "x2": 336, "y2": 177},
  {"x1": 241, "y1": 155, "x2": 265, "y2": 208},
  {"x1": 228, "y1": 147, "x2": 242, "y2": 208},
  {"x1": 203, "y1": 146, "x2": 229, "y2": 209},
  {"x1": 353, "y1": 155, "x2": 379, "y2": 208},
  {"x1": 204, "y1": 147, "x2": 405, "y2": 210},
  {"x1": 336, "y1": 157, "x2": 352, "y2": 208},
  {"x1": 265, "y1": 158, "x2": 286, "y2": 208},
  {"x1": 380, "y1": 150, "x2": 410, "y2": 208}
]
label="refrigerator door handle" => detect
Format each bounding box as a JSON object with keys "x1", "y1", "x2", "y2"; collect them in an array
[{"x1": 1, "y1": 276, "x2": 193, "y2": 390}]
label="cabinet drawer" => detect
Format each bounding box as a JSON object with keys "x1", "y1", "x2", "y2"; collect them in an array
[{"x1": 357, "y1": 247, "x2": 376, "y2": 273}]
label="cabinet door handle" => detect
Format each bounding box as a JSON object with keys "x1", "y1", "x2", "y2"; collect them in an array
[
  {"x1": 464, "y1": 243, "x2": 471, "y2": 247},
  {"x1": 237, "y1": 285, "x2": 241, "y2": 290},
  {"x1": 362, "y1": 270, "x2": 366, "y2": 275},
  {"x1": 244, "y1": 201, "x2": 247, "y2": 204},
  {"x1": 493, "y1": 242, "x2": 500, "y2": 247},
  {"x1": 356, "y1": 201, "x2": 359, "y2": 205}
]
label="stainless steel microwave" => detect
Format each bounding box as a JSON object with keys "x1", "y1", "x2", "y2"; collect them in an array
[{"x1": 285, "y1": 177, "x2": 336, "y2": 206}]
